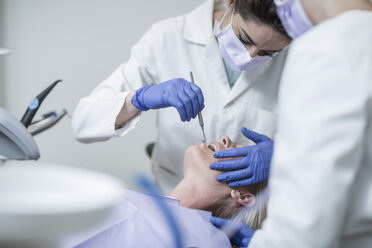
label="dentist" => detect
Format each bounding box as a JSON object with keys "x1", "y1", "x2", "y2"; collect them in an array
[{"x1": 72, "y1": 0, "x2": 291, "y2": 191}]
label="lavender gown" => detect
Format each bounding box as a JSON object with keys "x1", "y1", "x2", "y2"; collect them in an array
[{"x1": 62, "y1": 189, "x2": 231, "y2": 248}]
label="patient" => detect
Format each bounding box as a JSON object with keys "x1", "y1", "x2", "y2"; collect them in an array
[
  {"x1": 169, "y1": 136, "x2": 267, "y2": 230},
  {"x1": 63, "y1": 137, "x2": 267, "y2": 248}
]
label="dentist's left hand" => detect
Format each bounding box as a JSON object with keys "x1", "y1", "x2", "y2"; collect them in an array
[
  {"x1": 131, "y1": 78, "x2": 204, "y2": 122},
  {"x1": 210, "y1": 127, "x2": 273, "y2": 187},
  {"x1": 210, "y1": 216, "x2": 254, "y2": 248}
]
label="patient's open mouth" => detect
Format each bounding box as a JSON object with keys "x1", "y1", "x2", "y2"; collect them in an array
[{"x1": 208, "y1": 143, "x2": 217, "y2": 152}]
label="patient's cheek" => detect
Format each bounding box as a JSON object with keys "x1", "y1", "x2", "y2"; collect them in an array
[
  {"x1": 183, "y1": 146, "x2": 202, "y2": 172},
  {"x1": 184, "y1": 146, "x2": 201, "y2": 161}
]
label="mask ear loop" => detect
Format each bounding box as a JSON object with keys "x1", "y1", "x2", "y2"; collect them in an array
[
  {"x1": 220, "y1": 5, "x2": 235, "y2": 25},
  {"x1": 230, "y1": 6, "x2": 235, "y2": 24},
  {"x1": 220, "y1": 9, "x2": 229, "y2": 24}
]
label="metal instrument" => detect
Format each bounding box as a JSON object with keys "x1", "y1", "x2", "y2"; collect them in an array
[
  {"x1": 189, "y1": 71, "x2": 206, "y2": 143},
  {"x1": 27, "y1": 109, "x2": 68, "y2": 136}
]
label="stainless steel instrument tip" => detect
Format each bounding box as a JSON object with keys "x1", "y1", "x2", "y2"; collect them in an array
[{"x1": 189, "y1": 71, "x2": 206, "y2": 143}]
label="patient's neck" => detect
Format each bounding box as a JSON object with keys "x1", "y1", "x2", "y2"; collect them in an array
[{"x1": 167, "y1": 178, "x2": 212, "y2": 211}]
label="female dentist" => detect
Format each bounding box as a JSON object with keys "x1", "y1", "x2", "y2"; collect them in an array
[
  {"x1": 212, "y1": 0, "x2": 372, "y2": 247},
  {"x1": 72, "y1": 0, "x2": 291, "y2": 191}
]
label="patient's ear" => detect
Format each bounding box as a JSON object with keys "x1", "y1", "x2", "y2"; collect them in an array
[{"x1": 230, "y1": 189, "x2": 256, "y2": 207}]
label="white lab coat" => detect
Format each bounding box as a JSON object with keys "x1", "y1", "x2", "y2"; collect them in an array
[
  {"x1": 72, "y1": 0, "x2": 288, "y2": 191},
  {"x1": 250, "y1": 10, "x2": 372, "y2": 248}
]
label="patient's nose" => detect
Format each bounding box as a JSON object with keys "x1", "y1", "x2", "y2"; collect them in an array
[{"x1": 220, "y1": 136, "x2": 232, "y2": 148}]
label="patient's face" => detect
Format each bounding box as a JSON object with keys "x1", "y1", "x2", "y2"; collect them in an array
[{"x1": 183, "y1": 136, "x2": 240, "y2": 192}]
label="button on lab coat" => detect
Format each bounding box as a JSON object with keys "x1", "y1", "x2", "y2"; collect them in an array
[
  {"x1": 72, "y1": 0, "x2": 288, "y2": 191},
  {"x1": 250, "y1": 10, "x2": 372, "y2": 248}
]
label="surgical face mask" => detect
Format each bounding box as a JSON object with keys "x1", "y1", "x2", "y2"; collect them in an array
[
  {"x1": 274, "y1": 0, "x2": 314, "y2": 39},
  {"x1": 214, "y1": 8, "x2": 272, "y2": 72}
]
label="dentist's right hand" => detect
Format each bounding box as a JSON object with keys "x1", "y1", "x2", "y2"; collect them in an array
[{"x1": 131, "y1": 78, "x2": 204, "y2": 122}]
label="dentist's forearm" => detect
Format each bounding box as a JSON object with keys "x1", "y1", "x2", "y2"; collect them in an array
[{"x1": 115, "y1": 90, "x2": 140, "y2": 130}]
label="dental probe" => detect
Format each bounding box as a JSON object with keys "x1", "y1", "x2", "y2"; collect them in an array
[{"x1": 189, "y1": 71, "x2": 206, "y2": 143}]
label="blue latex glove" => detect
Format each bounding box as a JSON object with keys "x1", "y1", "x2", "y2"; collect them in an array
[
  {"x1": 131, "y1": 78, "x2": 204, "y2": 122},
  {"x1": 210, "y1": 216, "x2": 254, "y2": 248},
  {"x1": 210, "y1": 127, "x2": 273, "y2": 187}
]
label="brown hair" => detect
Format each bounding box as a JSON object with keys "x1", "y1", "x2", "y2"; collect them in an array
[{"x1": 234, "y1": 0, "x2": 290, "y2": 39}]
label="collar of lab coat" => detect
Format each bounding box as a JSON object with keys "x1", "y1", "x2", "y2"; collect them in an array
[
  {"x1": 183, "y1": 0, "x2": 221, "y2": 46},
  {"x1": 183, "y1": 0, "x2": 232, "y2": 102}
]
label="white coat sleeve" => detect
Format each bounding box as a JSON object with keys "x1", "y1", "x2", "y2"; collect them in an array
[
  {"x1": 249, "y1": 35, "x2": 370, "y2": 247},
  {"x1": 71, "y1": 22, "x2": 166, "y2": 143}
]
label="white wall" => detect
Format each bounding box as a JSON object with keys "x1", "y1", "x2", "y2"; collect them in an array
[
  {"x1": 1, "y1": 0, "x2": 205, "y2": 188},
  {"x1": 0, "y1": 0, "x2": 4, "y2": 106}
]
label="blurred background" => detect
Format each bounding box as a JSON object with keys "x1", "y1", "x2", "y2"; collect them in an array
[{"x1": 0, "y1": 0, "x2": 205, "y2": 189}]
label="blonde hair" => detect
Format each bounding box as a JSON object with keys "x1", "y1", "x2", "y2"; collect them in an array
[{"x1": 214, "y1": 181, "x2": 268, "y2": 230}]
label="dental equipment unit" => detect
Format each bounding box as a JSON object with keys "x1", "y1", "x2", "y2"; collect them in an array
[
  {"x1": 21, "y1": 79, "x2": 62, "y2": 128},
  {"x1": 0, "y1": 80, "x2": 67, "y2": 162},
  {"x1": 0, "y1": 49, "x2": 122, "y2": 248}
]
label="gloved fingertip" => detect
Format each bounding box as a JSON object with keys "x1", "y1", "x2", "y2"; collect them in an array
[
  {"x1": 209, "y1": 217, "x2": 219, "y2": 225},
  {"x1": 210, "y1": 216, "x2": 217, "y2": 221},
  {"x1": 210, "y1": 217, "x2": 226, "y2": 226},
  {"x1": 228, "y1": 182, "x2": 239, "y2": 188},
  {"x1": 213, "y1": 152, "x2": 221, "y2": 158},
  {"x1": 216, "y1": 175, "x2": 226, "y2": 181},
  {"x1": 210, "y1": 163, "x2": 220, "y2": 170},
  {"x1": 242, "y1": 237, "x2": 251, "y2": 246},
  {"x1": 241, "y1": 127, "x2": 249, "y2": 133}
]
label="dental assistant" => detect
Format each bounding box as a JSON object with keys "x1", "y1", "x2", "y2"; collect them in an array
[
  {"x1": 72, "y1": 0, "x2": 290, "y2": 191},
  {"x1": 212, "y1": 0, "x2": 372, "y2": 247}
]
